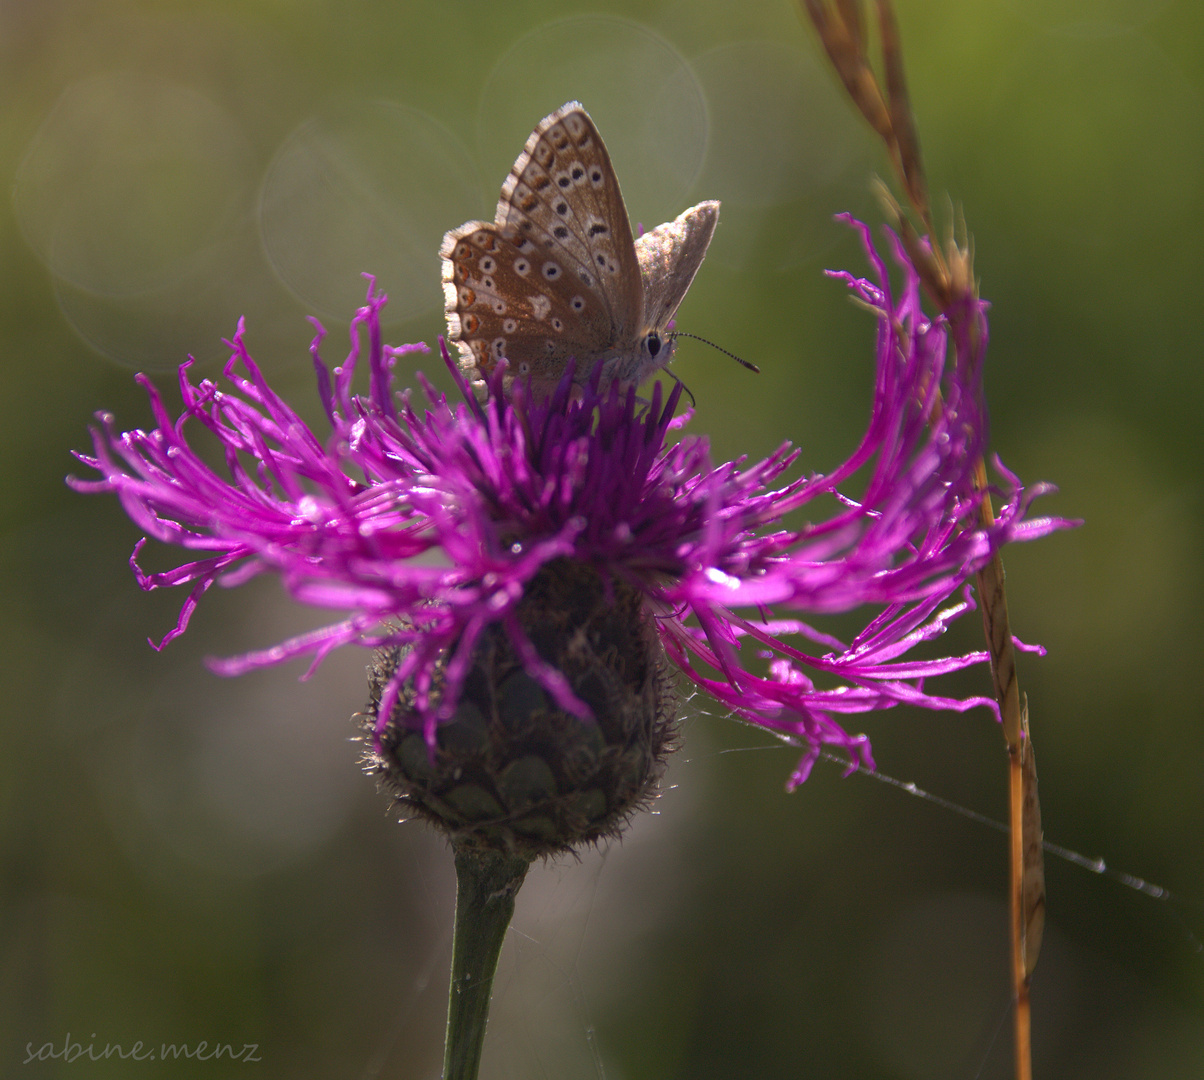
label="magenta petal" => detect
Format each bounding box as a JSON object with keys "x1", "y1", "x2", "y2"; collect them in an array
[{"x1": 73, "y1": 234, "x2": 1075, "y2": 781}]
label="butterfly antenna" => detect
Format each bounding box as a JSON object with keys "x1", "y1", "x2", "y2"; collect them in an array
[
  {"x1": 670, "y1": 332, "x2": 760, "y2": 374},
  {"x1": 666, "y1": 370, "x2": 696, "y2": 409}
]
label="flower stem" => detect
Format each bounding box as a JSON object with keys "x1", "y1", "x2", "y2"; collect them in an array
[{"x1": 442, "y1": 846, "x2": 531, "y2": 1080}]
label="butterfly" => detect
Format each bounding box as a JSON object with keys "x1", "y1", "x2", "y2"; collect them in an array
[{"x1": 440, "y1": 101, "x2": 718, "y2": 398}]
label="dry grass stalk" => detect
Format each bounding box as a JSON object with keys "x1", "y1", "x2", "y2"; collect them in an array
[{"x1": 801, "y1": 4, "x2": 1046, "y2": 1078}]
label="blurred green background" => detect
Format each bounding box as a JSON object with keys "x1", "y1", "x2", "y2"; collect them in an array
[{"x1": 2, "y1": 1, "x2": 1201, "y2": 1077}]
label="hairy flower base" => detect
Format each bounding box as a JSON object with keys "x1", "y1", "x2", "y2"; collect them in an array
[
  {"x1": 70, "y1": 219, "x2": 1073, "y2": 795},
  {"x1": 359, "y1": 559, "x2": 677, "y2": 859}
]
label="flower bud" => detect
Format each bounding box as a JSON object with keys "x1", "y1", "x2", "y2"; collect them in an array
[{"x1": 358, "y1": 558, "x2": 678, "y2": 859}]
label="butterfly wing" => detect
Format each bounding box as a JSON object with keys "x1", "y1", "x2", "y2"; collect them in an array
[
  {"x1": 441, "y1": 221, "x2": 616, "y2": 385},
  {"x1": 441, "y1": 102, "x2": 646, "y2": 392},
  {"x1": 634, "y1": 200, "x2": 719, "y2": 332},
  {"x1": 495, "y1": 103, "x2": 644, "y2": 344}
]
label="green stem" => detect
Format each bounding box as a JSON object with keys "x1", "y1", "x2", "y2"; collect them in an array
[{"x1": 442, "y1": 846, "x2": 531, "y2": 1080}]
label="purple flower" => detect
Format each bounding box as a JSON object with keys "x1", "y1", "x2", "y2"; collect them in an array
[{"x1": 70, "y1": 218, "x2": 1071, "y2": 791}]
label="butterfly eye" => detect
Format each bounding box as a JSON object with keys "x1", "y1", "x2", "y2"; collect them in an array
[{"x1": 646, "y1": 332, "x2": 662, "y2": 358}]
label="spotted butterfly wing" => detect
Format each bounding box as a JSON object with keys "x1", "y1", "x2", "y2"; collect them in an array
[{"x1": 441, "y1": 103, "x2": 639, "y2": 393}]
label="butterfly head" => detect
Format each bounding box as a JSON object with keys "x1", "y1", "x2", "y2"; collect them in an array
[{"x1": 591, "y1": 325, "x2": 675, "y2": 391}]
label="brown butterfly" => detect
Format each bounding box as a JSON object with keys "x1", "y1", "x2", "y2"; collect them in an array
[{"x1": 440, "y1": 101, "x2": 718, "y2": 397}]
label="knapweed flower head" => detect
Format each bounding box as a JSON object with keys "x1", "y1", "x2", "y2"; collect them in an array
[{"x1": 71, "y1": 217, "x2": 1069, "y2": 855}]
